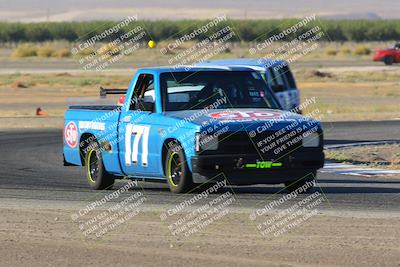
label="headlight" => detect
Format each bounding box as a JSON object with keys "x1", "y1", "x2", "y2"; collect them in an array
[
  {"x1": 195, "y1": 133, "x2": 218, "y2": 152},
  {"x1": 302, "y1": 132, "x2": 320, "y2": 147}
]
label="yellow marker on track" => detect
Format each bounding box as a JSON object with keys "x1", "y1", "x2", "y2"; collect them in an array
[{"x1": 148, "y1": 40, "x2": 156, "y2": 48}]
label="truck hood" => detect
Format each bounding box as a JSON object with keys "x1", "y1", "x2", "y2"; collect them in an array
[{"x1": 163, "y1": 108, "x2": 320, "y2": 132}]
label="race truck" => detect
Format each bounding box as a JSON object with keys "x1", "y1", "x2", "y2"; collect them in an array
[
  {"x1": 63, "y1": 66, "x2": 324, "y2": 193},
  {"x1": 373, "y1": 42, "x2": 400, "y2": 65}
]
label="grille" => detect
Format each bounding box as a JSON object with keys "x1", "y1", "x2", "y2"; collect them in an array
[{"x1": 201, "y1": 131, "x2": 306, "y2": 158}]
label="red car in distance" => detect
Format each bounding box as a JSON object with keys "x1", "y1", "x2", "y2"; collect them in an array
[{"x1": 373, "y1": 43, "x2": 400, "y2": 65}]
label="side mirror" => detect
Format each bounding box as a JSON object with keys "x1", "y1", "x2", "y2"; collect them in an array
[{"x1": 271, "y1": 84, "x2": 285, "y2": 93}]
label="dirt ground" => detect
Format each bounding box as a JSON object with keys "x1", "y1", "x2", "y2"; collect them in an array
[
  {"x1": 0, "y1": 206, "x2": 399, "y2": 267},
  {"x1": 326, "y1": 144, "x2": 400, "y2": 169},
  {"x1": 0, "y1": 63, "x2": 400, "y2": 127}
]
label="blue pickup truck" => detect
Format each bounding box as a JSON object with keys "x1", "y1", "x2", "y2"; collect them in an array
[{"x1": 63, "y1": 66, "x2": 324, "y2": 193}]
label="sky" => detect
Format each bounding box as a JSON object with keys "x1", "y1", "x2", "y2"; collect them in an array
[{"x1": 0, "y1": 0, "x2": 398, "y2": 21}]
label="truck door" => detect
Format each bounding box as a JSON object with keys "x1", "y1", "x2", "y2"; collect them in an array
[{"x1": 119, "y1": 73, "x2": 161, "y2": 177}]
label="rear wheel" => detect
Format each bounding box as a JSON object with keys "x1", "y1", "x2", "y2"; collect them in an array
[
  {"x1": 165, "y1": 144, "x2": 194, "y2": 193},
  {"x1": 384, "y1": 56, "x2": 394, "y2": 65},
  {"x1": 85, "y1": 141, "x2": 115, "y2": 190},
  {"x1": 284, "y1": 171, "x2": 316, "y2": 193}
]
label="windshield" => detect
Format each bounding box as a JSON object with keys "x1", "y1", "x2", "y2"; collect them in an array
[{"x1": 160, "y1": 71, "x2": 281, "y2": 111}]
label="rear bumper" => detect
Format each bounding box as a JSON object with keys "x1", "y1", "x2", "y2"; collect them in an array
[
  {"x1": 191, "y1": 150, "x2": 324, "y2": 184},
  {"x1": 63, "y1": 153, "x2": 79, "y2": 166}
]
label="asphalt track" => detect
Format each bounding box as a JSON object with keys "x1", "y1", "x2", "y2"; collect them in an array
[{"x1": 0, "y1": 120, "x2": 399, "y2": 213}]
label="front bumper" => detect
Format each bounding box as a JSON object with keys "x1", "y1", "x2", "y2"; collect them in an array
[
  {"x1": 373, "y1": 55, "x2": 384, "y2": 61},
  {"x1": 191, "y1": 149, "x2": 324, "y2": 184}
]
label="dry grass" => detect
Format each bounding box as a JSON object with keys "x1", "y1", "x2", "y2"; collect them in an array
[
  {"x1": 0, "y1": 68, "x2": 399, "y2": 121},
  {"x1": 0, "y1": 73, "x2": 131, "y2": 89},
  {"x1": 296, "y1": 68, "x2": 400, "y2": 121},
  {"x1": 0, "y1": 73, "x2": 132, "y2": 117},
  {"x1": 1, "y1": 44, "x2": 400, "y2": 122},
  {"x1": 53, "y1": 48, "x2": 71, "y2": 58},
  {"x1": 325, "y1": 48, "x2": 338, "y2": 56},
  {"x1": 325, "y1": 144, "x2": 400, "y2": 169},
  {"x1": 339, "y1": 47, "x2": 352, "y2": 55},
  {"x1": 2, "y1": 41, "x2": 395, "y2": 61},
  {"x1": 36, "y1": 46, "x2": 56, "y2": 57},
  {"x1": 10, "y1": 43, "x2": 72, "y2": 58},
  {"x1": 353, "y1": 45, "x2": 372, "y2": 56},
  {"x1": 11, "y1": 44, "x2": 37, "y2": 57},
  {"x1": 300, "y1": 81, "x2": 400, "y2": 121}
]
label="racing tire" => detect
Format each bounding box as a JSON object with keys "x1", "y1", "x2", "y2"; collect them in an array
[
  {"x1": 384, "y1": 56, "x2": 394, "y2": 65},
  {"x1": 85, "y1": 141, "x2": 115, "y2": 190},
  {"x1": 284, "y1": 171, "x2": 316, "y2": 193},
  {"x1": 165, "y1": 143, "x2": 194, "y2": 193}
]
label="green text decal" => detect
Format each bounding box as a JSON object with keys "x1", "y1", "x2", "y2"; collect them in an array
[{"x1": 245, "y1": 161, "x2": 283, "y2": 169}]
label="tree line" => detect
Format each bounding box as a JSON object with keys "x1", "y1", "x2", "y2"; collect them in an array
[{"x1": 0, "y1": 19, "x2": 399, "y2": 43}]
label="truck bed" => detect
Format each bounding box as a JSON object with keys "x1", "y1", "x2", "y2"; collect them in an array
[{"x1": 69, "y1": 105, "x2": 120, "y2": 111}]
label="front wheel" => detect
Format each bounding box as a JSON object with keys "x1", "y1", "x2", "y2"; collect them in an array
[
  {"x1": 85, "y1": 141, "x2": 115, "y2": 190},
  {"x1": 165, "y1": 144, "x2": 194, "y2": 193},
  {"x1": 384, "y1": 56, "x2": 394, "y2": 65},
  {"x1": 284, "y1": 171, "x2": 316, "y2": 193}
]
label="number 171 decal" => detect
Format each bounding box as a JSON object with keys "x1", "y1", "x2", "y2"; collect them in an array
[{"x1": 125, "y1": 124, "x2": 150, "y2": 166}]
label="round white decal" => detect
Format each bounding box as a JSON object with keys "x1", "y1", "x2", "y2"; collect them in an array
[{"x1": 64, "y1": 121, "x2": 78, "y2": 148}]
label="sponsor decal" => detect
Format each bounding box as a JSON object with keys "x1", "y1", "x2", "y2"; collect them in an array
[
  {"x1": 245, "y1": 161, "x2": 283, "y2": 169},
  {"x1": 78, "y1": 121, "x2": 106, "y2": 131},
  {"x1": 209, "y1": 111, "x2": 282, "y2": 120},
  {"x1": 65, "y1": 121, "x2": 78, "y2": 148}
]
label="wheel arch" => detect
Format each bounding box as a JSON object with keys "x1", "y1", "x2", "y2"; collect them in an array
[
  {"x1": 79, "y1": 133, "x2": 97, "y2": 165},
  {"x1": 161, "y1": 138, "x2": 182, "y2": 176}
]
